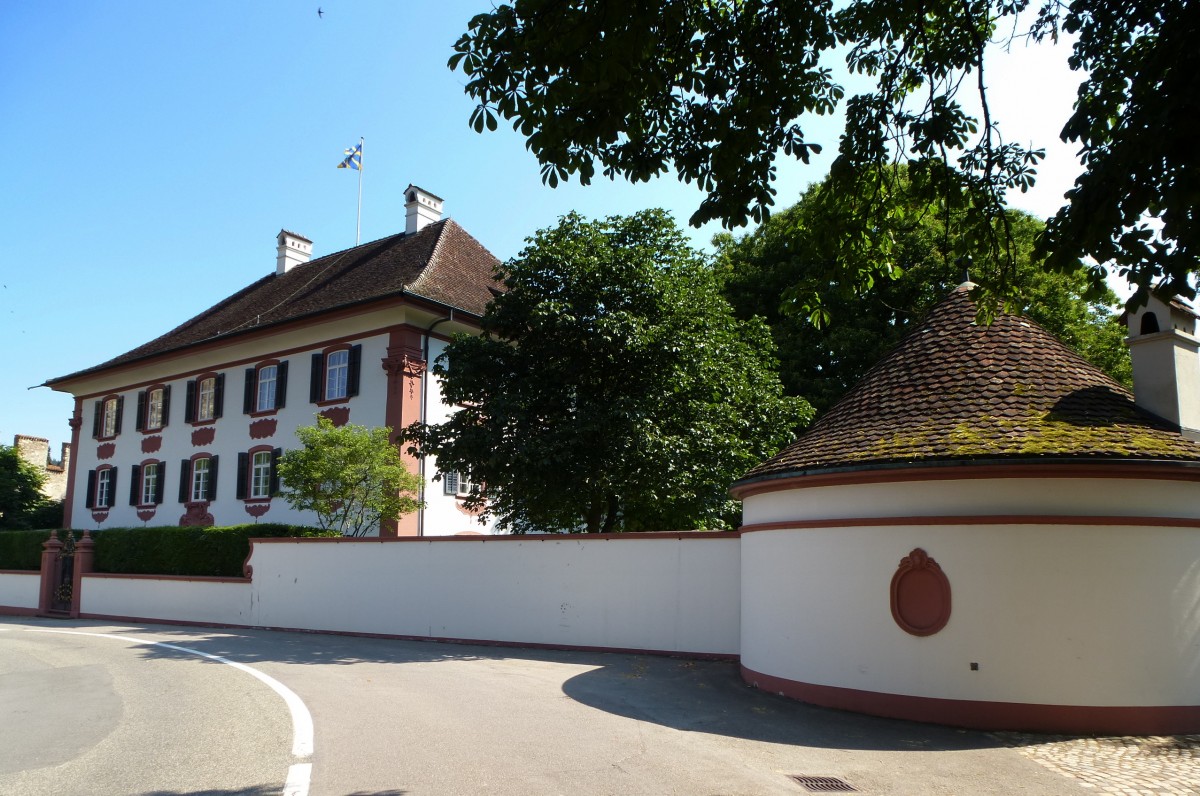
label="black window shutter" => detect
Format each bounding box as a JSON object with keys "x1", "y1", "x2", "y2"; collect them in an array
[
  {"x1": 276, "y1": 361, "x2": 289, "y2": 409},
  {"x1": 348, "y1": 344, "x2": 362, "y2": 397},
  {"x1": 213, "y1": 374, "x2": 225, "y2": 419},
  {"x1": 179, "y1": 459, "x2": 190, "y2": 503},
  {"x1": 208, "y1": 455, "x2": 219, "y2": 500},
  {"x1": 135, "y1": 391, "x2": 146, "y2": 432},
  {"x1": 85, "y1": 470, "x2": 97, "y2": 509},
  {"x1": 236, "y1": 453, "x2": 248, "y2": 500},
  {"x1": 106, "y1": 468, "x2": 117, "y2": 508},
  {"x1": 270, "y1": 447, "x2": 282, "y2": 495},
  {"x1": 129, "y1": 464, "x2": 141, "y2": 506},
  {"x1": 310, "y1": 353, "x2": 323, "y2": 403},
  {"x1": 184, "y1": 381, "x2": 196, "y2": 423},
  {"x1": 92, "y1": 401, "x2": 102, "y2": 438},
  {"x1": 243, "y1": 368, "x2": 256, "y2": 414},
  {"x1": 114, "y1": 396, "x2": 124, "y2": 435},
  {"x1": 155, "y1": 462, "x2": 165, "y2": 505},
  {"x1": 161, "y1": 385, "x2": 171, "y2": 428}
]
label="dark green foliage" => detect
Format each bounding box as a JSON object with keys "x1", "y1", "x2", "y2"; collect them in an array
[
  {"x1": 24, "y1": 500, "x2": 64, "y2": 532},
  {"x1": 0, "y1": 445, "x2": 47, "y2": 529},
  {"x1": 717, "y1": 177, "x2": 1131, "y2": 415},
  {"x1": 0, "y1": 529, "x2": 54, "y2": 570},
  {"x1": 452, "y1": 0, "x2": 1198, "y2": 308},
  {"x1": 91, "y1": 523, "x2": 337, "y2": 578},
  {"x1": 405, "y1": 210, "x2": 809, "y2": 533}
]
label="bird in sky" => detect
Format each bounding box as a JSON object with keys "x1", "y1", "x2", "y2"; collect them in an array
[{"x1": 317, "y1": 7, "x2": 324, "y2": 18}]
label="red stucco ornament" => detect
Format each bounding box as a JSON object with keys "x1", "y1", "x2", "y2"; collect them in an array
[{"x1": 890, "y1": 548, "x2": 951, "y2": 637}]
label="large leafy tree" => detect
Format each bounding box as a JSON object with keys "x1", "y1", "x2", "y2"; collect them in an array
[
  {"x1": 451, "y1": 0, "x2": 1198, "y2": 307},
  {"x1": 717, "y1": 177, "x2": 1131, "y2": 414},
  {"x1": 277, "y1": 418, "x2": 423, "y2": 537},
  {"x1": 0, "y1": 444, "x2": 47, "y2": 530},
  {"x1": 405, "y1": 210, "x2": 809, "y2": 534}
]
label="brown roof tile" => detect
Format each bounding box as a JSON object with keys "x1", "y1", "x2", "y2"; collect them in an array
[
  {"x1": 48, "y1": 220, "x2": 501, "y2": 384},
  {"x1": 740, "y1": 284, "x2": 1200, "y2": 481}
]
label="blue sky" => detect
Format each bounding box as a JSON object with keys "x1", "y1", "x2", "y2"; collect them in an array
[{"x1": 0, "y1": 1, "x2": 1088, "y2": 454}]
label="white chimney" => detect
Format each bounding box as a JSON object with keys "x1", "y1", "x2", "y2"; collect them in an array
[
  {"x1": 1126, "y1": 293, "x2": 1200, "y2": 437},
  {"x1": 276, "y1": 229, "x2": 312, "y2": 275},
  {"x1": 404, "y1": 185, "x2": 444, "y2": 234}
]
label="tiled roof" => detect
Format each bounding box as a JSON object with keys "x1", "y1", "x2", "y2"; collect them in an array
[
  {"x1": 48, "y1": 220, "x2": 500, "y2": 384},
  {"x1": 740, "y1": 284, "x2": 1200, "y2": 481}
]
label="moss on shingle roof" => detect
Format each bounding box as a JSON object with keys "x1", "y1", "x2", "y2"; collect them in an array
[{"x1": 740, "y1": 284, "x2": 1200, "y2": 482}]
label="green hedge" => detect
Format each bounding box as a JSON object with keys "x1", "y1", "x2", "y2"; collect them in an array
[
  {"x1": 92, "y1": 523, "x2": 338, "y2": 577},
  {"x1": 0, "y1": 529, "x2": 55, "y2": 570}
]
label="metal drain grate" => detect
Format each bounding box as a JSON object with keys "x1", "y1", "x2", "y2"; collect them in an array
[{"x1": 788, "y1": 775, "x2": 858, "y2": 792}]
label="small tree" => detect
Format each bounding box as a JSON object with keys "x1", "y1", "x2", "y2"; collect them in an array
[
  {"x1": 277, "y1": 417, "x2": 422, "y2": 536},
  {"x1": 0, "y1": 444, "x2": 47, "y2": 530}
]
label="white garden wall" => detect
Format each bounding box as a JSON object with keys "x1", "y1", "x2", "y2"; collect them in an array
[
  {"x1": 80, "y1": 574, "x2": 252, "y2": 626},
  {"x1": 248, "y1": 534, "x2": 740, "y2": 655},
  {"x1": 0, "y1": 571, "x2": 39, "y2": 613}
]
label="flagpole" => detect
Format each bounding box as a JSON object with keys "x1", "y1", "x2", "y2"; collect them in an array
[{"x1": 356, "y1": 137, "x2": 363, "y2": 246}]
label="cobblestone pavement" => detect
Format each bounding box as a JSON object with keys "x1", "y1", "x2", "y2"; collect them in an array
[{"x1": 993, "y1": 733, "x2": 1200, "y2": 795}]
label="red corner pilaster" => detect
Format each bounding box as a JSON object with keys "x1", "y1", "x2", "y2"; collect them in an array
[
  {"x1": 71, "y1": 531, "x2": 95, "y2": 618},
  {"x1": 38, "y1": 531, "x2": 63, "y2": 615},
  {"x1": 382, "y1": 326, "x2": 426, "y2": 537},
  {"x1": 62, "y1": 402, "x2": 84, "y2": 529}
]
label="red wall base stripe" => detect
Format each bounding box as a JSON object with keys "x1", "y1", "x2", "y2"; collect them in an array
[
  {"x1": 741, "y1": 664, "x2": 1200, "y2": 735},
  {"x1": 0, "y1": 605, "x2": 39, "y2": 617}
]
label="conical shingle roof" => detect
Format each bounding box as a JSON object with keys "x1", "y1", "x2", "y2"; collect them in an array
[{"x1": 739, "y1": 284, "x2": 1200, "y2": 483}]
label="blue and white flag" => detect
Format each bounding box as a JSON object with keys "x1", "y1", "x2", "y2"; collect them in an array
[{"x1": 338, "y1": 141, "x2": 362, "y2": 170}]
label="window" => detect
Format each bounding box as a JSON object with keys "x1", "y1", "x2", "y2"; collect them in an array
[
  {"x1": 92, "y1": 395, "x2": 124, "y2": 439},
  {"x1": 309, "y1": 345, "x2": 362, "y2": 404},
  {"x1": 184, "y1": 374, "x2": 224, "y2": 423},
  {"x1": 243, "y1": 361, "x2": 288, "y2": 414},
  {"x1": 197, "y1": 378, "x2": 215, "y2": 421},
  {"x1": 130, "y1": 461, "x2": 165, "y2": 506},
  {"x1": 236, "y1": 447, "x2": 281, "y2": 500},
  {"x1": 326, "y1": 351, "x2": 348, "y2": 400},
  {"x1": 85, "y1": 467, "x2": 117, "y2": 509},
  {"x1": 179, "y1": 455, "x2": 219, "y2": 503},
  {"x1": 136, "y1": 385, "x2": 171, "y2": 432},
  {"x1": 442, "y1": 470, "x2": 476, "y2": 496}
]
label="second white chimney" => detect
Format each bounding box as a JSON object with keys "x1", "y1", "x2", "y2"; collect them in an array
[
  {"x1": 276, "y1": 230, "x2": 312, "y2": 275},
  {"x1": 1126, "y1": 293, "x2": 1200, "y2": 438},
  {"x1": 405, "y1": 185, "x2": 444, "y2": 234}
]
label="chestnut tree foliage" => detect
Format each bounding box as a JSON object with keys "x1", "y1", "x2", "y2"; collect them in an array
[
  {"x1": 717, "y1": 174, "x2": 1131, "y2": 415},
  {"x1": 451, "y1": 0, "x2": 1198, "y2": 310},
  {"x1": 404, "y1": 210, "x2": 809, "y2": 534}
]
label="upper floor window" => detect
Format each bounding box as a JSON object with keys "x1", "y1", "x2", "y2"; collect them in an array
[
  {"x1": 198, "y1": 378, "x2": 216, "y2": 421},
  {"x1": 442, "y1": 470, "x2": 477, "y2": 497},
  {"x1": 178, "y1": 455, "x2": 219, "y2": 503},
  {"x1": 243, "y1": 361, "x2": 288, "y2": 415},
  {"x1": 136, "y1": 385, "x2": 171, "y2": 432},
  {"x1": 309, "y1": 344, "x2": 362, "y2": 404},
  {"x1": 92, "y1": 395, "x2": 123, "y2": 440},
  {"x1": 184, "y1": 373, "x2": 225, "y2": 424},
  {"x1": 85, "y1": 466, "x2": 116, "y2": 509}
]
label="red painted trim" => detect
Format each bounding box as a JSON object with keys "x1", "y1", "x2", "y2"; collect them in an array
[
  {"x1": 0, "y1": 605, "x2": 39, "y2": 617},
  {"x1": 739, "y1": 664, "x2": 1200, "y2": 734},
  {"x1": 64, "y1": 400, "x2": 83, "y2": 528},
  {"x1": 0, "y1": 569, "x2": 39, "y2": 575},
  {"x1": 739, "y1": 515, "x2": 1200, "y2": 533},
  {"x1": 383, "y1": 326, "x2": 425, "y2": 537},
  {"x1": 248, "y1": 531, "x2": 741, "y2": 544},
  {"x1": 731, "y1": 462, "x2": 1200, "y2": 499},
  {"x1": 890, "y1": 548, "x2": 951, "y2": 636},
  {"x1": 73, "y1": 612, "x2": 739, "y2": 661},
  {"x1": 83, "y1": 573, "x2": 250, "y2": 584},
  {"x1": 49, "y1": 294, "x2": 484, "y2": 396}
]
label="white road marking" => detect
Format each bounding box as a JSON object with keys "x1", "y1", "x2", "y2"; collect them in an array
[{"x1": 25, "y1": 627, "x2": 314, "y2": 795}]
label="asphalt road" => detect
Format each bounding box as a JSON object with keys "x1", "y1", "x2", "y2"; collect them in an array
[{"x1": 0, "y1": 617, "x2": 1091, "y2": 795}]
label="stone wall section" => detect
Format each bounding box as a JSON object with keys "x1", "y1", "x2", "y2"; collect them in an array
[{"x1": 13, "y1": 435, "x2": 70, "y2": 502}]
